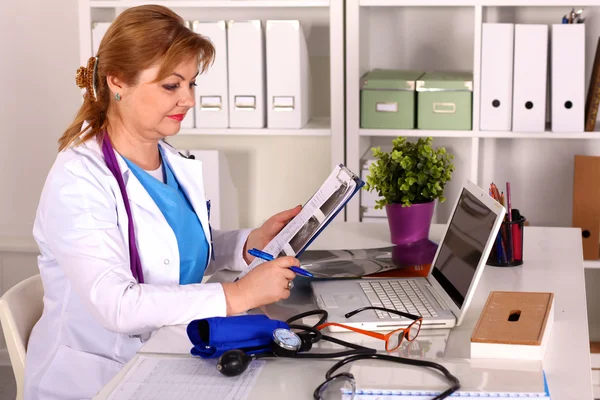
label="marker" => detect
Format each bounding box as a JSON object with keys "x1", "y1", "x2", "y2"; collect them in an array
[{"x1": 247, "y1": 248, "x2": 314, "y2": 278}]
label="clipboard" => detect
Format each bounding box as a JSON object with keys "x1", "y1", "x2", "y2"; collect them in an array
[{"x1": 237, "y1": 164, "x2": 364, "y2": 278}]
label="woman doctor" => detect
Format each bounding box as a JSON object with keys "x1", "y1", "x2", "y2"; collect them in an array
[{"x1": 23, "y1": 5, "x2": 301, "y2": 399}]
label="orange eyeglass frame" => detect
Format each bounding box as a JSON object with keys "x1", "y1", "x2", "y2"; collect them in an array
[{"x1": 317, "y1": 306, "x2": 423, "y2": 352}]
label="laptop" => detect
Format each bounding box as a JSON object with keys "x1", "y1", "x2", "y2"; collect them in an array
[{"x1": 311, "y1": 180, "x2": 506, "y2": 332}]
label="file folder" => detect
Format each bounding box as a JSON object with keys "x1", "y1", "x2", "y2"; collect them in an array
[
  {"x1": 360, "y1": 159, "x2": 386, "y2": 219},
  {"x1": 91, "y1": 22, "x2": 111, "y2": 56},
  {"x1": 193, "y1": 21, "x2": 229, "y2": 129},
  {"x1": 180, "y1": 109, "x2": 195, "y2": 129},
  {"x1": 573, "y1": 155, "x2": 600, "y2": 260},
  {"x1": 227, "y1": 20, "x2": 265, "y2": 128},
  {"x1": 188, "y1": 150, "x2": 239, "y2": 230},
  {"x1": 265, "y1": 20, "x2": 311, "y2": 129},
  {"x1": 512, "y1": 24, "x2": 548, "y2": 133},
  {"x1": 551, "y1": 24, "x2": 585, "y2": 132},
  {"x1": 480, "y1": 23, "x2": 514, "y2": 131}
]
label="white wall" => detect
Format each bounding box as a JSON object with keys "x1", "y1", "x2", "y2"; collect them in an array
[{"x1": 0, "y1": 0, "x2": 81, "y2": 238}]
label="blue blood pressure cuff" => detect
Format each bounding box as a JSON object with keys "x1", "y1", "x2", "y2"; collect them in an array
[{"x1": 186, "y1": 314, "x2": 289, "y2": 359}]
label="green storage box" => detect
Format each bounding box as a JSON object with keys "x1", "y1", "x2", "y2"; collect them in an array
[
  {"x1": 360, "y1": 69, "x2": 425, "y2": 129},
  {"x1": 416, "y1": 72, "x2": 473, "y2": 130}
]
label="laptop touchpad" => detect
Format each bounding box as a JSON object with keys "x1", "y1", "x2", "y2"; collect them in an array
[{"x1": 333, "y1": 293, "x2": 366, "y2": 309}]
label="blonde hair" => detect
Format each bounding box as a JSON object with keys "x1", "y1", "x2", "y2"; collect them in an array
[{"x1": 59, "y1": 5, "x2": 215, "y2": 151}]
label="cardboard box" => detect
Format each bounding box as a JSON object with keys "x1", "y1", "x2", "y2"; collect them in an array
[
  {"x1": 360, "y1": 69, "x2": 424, "y2": 129},
  {"x1": 417, "y1": 72, "x2": 473, "y2": 130}
]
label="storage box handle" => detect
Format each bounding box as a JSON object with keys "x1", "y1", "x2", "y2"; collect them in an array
[
  {"x1": 433, "y1": 102, "x2": 456, "y2": 114},
  {"x1": 200, "y1": 96, "x2": 222, "y2": 111},
  {"x1": 376, "y1": 102, "x2": 398, "y2": 113},
  {"x1": 272, "y1": 96, "x2": 295, "y2": 112},
  {"x1": 234, "y1": 96, "x2": 256, "y2": 111}
]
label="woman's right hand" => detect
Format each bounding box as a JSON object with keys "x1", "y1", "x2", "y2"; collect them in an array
[{"x1": 222, "y1": 256, "x2": 298, "y2": 315}]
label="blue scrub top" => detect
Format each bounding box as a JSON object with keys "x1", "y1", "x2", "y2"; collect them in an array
[{"x1": 123, "y1": 147, "x2": 209, "y2": 284}]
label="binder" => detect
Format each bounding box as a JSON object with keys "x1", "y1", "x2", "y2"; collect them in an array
[
  {"x1": 193, "y1": 21, "x2": 229, "y2": 128},
  {"x1": 512, "y1": 24, "x2": 548, "y2": 133},
  {"x1": 91, "y1": 22, "x2": 111, "y2": 56},
  {"x1": 360, "y1": 159, "x2": 386, "y2": 219},
  {"x1": 181, "y1": 109, "x2": 195, "y2": 129},
  {"x1": 585, "y1": 38, "x2": 600, "y2": 131},
  {"x1": 265, "y1": 20, "x2": 311, "y2": 129},
  {"x1": 479, "y1": 23, "x2": 514, "y2": 131},
  {"x1": 572, "y1": 155, "x2": 600, "y2": 260},
  {"x1": 551, "y1": 24, "x2": 585, "y2": 132},
  {"x1": 227, "y1": 20, "x2": 265, "y2": 128}
]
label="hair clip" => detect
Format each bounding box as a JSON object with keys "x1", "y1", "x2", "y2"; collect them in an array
[{"x1": 75, "y1": 56, "x2": 99, "y2": 102}]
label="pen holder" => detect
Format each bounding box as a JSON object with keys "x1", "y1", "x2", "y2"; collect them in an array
[{"x1": 487, "y1": 216, "x2": 526, "y2": 267}]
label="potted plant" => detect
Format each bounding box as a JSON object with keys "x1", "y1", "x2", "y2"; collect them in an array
[{"x1": 364, "y1": 136, "x2": 455, "y2": 245}]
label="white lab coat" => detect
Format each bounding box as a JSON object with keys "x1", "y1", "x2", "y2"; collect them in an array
[{"x1": 23, "y1": 137, "x2": 252, "y2": 399}]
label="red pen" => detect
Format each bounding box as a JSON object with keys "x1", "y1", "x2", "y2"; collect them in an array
[{"x1": 506, "y1": 182, "x2": 514, "y2": 262}]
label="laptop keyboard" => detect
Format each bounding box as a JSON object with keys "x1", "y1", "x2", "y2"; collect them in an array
[{"x1": 359, "y1": 280, "x2": 438, "y2": 319}]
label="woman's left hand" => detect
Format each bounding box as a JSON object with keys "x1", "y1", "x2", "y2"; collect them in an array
[{"x1": 243, "y1": 205, "x2": 302, "y2": 264}]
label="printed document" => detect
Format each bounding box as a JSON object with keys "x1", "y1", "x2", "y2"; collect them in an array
[
  {"x1": 342, "y1": 358, "x2": 550, "y2": 399},
  {"x1": 107, "y1": 356, "x2": 265, "y2": 400},
  {"x1": 237, "y1": 164, "x2": 363, "y2": 278}
]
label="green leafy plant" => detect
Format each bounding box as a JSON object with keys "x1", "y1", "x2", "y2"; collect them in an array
[{"x1": 364, "y1": 136, "x2": 455, "y2": 208}]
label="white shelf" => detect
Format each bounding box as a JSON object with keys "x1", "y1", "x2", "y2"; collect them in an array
[
  {"x1": 179, "y1": 118, "x2": 331, "y2": 136},
  {"x1": 90, "y1": 0, "x2": 329, "y2": 8},
  {"x1": 360, "y1": 129, "x2": 475, "y2": 138},
  {"x1": 360, "y1": 129, "x2": 600, "y2": 139},
  {"x1": 360, "y1": 0, "x2": 600, "y2": 6},
  {"x1": 585, "y1": 261, "x2": 600, "y2": 270}
]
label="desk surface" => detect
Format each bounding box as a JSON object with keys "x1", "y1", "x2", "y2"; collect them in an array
[{"x1": 95, "y1": 222, "x2": 593, "y2": 399}]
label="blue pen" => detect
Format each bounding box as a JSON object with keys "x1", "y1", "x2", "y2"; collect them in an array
[{"x1": 247, "y1": 248, "x2": 314, "y2": 278}]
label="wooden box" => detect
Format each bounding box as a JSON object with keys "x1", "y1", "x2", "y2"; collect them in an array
[{"x1": 471, "y1": 291, "x2": 554, "y2": 360}]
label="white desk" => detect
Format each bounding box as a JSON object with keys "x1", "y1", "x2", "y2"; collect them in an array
[{"x1": 95, "y1": 222, "x2": 593, "y2": 399}]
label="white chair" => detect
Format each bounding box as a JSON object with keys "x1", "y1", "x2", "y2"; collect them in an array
[{"x1": 0, "y1": 275, "x2": 43, "y2": 400}]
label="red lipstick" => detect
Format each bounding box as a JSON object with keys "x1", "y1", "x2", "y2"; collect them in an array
[{"x1": 167, "y1": 114, "x2": 185, "y2": 122}]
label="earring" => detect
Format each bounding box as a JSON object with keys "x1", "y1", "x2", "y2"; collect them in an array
[{"x1": 115, "y1": 93, "x2": 121, "y2": 101}]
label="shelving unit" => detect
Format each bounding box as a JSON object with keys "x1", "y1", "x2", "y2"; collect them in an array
[
  {"x1": 78, "y1": 0, "x2": 344, "y2": 228},
  {"x1": 345, "y1": 1, "x2": 600, "y2": 233},
  {"x1": 178, "y1": 118, "x2": 331, "y2": 136},
  {"x1": 360, "y1": 128, "x2": 600, "y2": 139},
  {"x1": 88, "y1": 0, "x2": 330, "y2": 7},
  {"x1": 361, "y1": 0, "x2": 600, "y2": 6}
]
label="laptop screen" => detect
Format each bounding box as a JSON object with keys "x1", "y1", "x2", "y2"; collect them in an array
[{"x1": 431, "y1": 188, "x2": 498, "y2": 309}]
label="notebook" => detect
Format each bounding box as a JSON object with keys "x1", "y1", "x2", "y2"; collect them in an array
[{"x1": 342, "y1": 358, "x2": 550, "y2": 399}]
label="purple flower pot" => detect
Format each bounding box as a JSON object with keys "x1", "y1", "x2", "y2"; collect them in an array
[{"x1": 385, "y1": 201, "x2": 435, "y2": 245}]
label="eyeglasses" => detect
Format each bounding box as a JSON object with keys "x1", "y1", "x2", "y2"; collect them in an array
[{"x1": 317, "y1": 306, "x2": 423, "y2": 352}]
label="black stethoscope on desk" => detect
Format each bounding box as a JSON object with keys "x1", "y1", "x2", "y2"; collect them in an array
[{"x1": 215, "y1": 310, "x2": 461, "y2": 400}]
